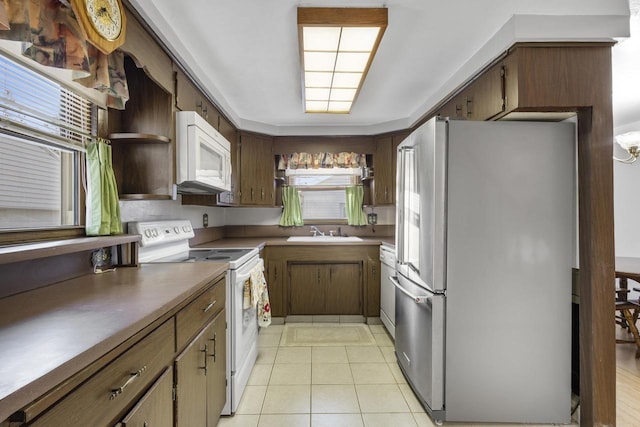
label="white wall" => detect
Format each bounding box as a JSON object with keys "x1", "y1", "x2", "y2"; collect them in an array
[
  {"x1": 120, "y1": 200, "x2": 396, "y2": 230},
  {"x1": 223, "y1": 205, "x2": 396, "y2": 226},
  {"x1": 119, "y1": 197, "x2": 225, "y2": 229},
  {"x1": 614, "y1": 120, "x2": 640, "y2": 257}
]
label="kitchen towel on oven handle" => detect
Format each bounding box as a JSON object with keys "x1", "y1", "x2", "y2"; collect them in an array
[{"x1": 243, "y1": 259, "x2": 272, "y2": 327}]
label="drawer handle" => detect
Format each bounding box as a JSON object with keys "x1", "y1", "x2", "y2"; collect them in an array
[
  {"x1": 110, "y1": 365, "x2": 147, "y2": 400},
  {"x1": 203, "y1": 300, "x2": 217, "y2": 313}
]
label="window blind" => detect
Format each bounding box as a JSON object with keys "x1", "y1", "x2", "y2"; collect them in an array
[
  {"x1": 0, "y1": 134, "x2": 61, "y2": 211},
  {"x1": 0, "y1": 55, "x2": 94, "y2": 150}
]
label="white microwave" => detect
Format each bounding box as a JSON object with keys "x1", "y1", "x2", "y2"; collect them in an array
[{"x1": 176, "y1": 111, "x2": 231, "y2": 194}]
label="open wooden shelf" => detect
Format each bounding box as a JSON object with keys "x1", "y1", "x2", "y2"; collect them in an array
[
  {"x1": 120, "y1": 194, "x2": 173, "y2": 200},
  {"x1": 108, "y1": 133, "x2": 171, "y2": 144}
]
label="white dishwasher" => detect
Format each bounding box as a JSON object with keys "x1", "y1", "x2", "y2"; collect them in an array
[{"x1": 379, "y1": 244, "x2": 397, "y2": 338}]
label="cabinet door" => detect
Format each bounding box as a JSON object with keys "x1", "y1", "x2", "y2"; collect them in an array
[
  {"x1": 289, "y1": 263, "x2": 325, "y2": 314},
  {"x1": 175, "y1": 68, "x2": 200, "y2": 112},
  {"x1": 437, "y1": 92, "x2": 467, "y2": 120},
  {"x1": 206, "y1": 309, "x2": 227, "y2": 427},
  {"x1": 465, "y1": 63, "x2": 505, "y2": 121},
  {"x1": 201, "y1": 98, "x2": 220, "y2": 130},
  {"x1": 366, "y1": 258, "x2": 381, "y2": 318},
  {"x1": 175, "y1": 327, "x2": 208, "y2": 427},
  {"x1": 266, "y1": 259, "x2": 285, "y2": 317},
  {"x1": 239, "y1": 133, "x2": 274, "y2": 206},
  {"x1": 218, "y1": 116, "x2": 239, "y2": 205},
  {"x1": 120, "y1": 367, "x2": 173, "y2": 427},
  {"x1": 325, "y1": 263, "x2": 362, "y2": 315},
  {"x1": 373, "y1": 136, "x2": 393, "y2": 205}
]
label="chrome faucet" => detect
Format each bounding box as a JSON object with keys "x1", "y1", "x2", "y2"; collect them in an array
[{"x1": 310, "y1": 225, "x2": 324, "y2": 237}]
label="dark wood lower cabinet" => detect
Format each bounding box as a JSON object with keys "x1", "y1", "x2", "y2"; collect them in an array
[
  {"x1": 289, "y1": 263, "x2": 327, "y2": 314},
  {"x1": 119, "y1": 367, "x2": 173, "y2": 427},
  {"x1": 174, "y1": 322, "x2": 208, "y2": 427},
  {"x1": 175, "y1": 309, "x2": 227, "y2": 427},
  {"x1": 206, "y1": 310, "x2": 227, "y2": 427},
  {"x1": 264, "y1": 245, "x2": 380, "y2": 318},
  {"x1": 289, "y1": 262, "x2": 362, "y2": 315},
  {"x1": 325, "y1": 263, "x2": 361, "y2": 315},
  {"x1": 266, "y1": 259, "x2": 286, "y2": 317}
]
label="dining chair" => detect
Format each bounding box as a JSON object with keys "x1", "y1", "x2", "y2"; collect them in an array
[{"x1": 615, "y1": 277, "x2": 640, "y2": 359}]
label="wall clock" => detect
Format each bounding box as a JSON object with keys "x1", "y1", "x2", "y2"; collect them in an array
[{"x1": 70, "y1": 0, "x2": 127, "y2": 54}]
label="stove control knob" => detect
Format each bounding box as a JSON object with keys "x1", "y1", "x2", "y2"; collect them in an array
[
  {"x1": 183, "y1": 225, "x2": 191, "y2": 232},
  {"x1": 144, "y1": 229, "x2": 152, "y2": 238},
  {"x1": 152, "y1": 229, "x2": 159, "y2": 237},
  {"x1": 174, "y1": 226, "x2": 180, "y2": 233}
]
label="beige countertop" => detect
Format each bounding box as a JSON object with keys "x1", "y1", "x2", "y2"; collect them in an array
[
  {"x1": 0, "y1": 262, "x2": 227, "y2": 422},
  {"x1": 192, "y1": 236, "x2": 395, "y2": 249}
]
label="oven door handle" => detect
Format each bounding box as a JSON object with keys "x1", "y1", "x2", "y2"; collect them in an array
[
  {"x1": 390, "y1": 276, "x2": 430, "y2": 304},
  {"x1": 237, "y1": 271, "x2": 252, "y2": 284},
  {"x1": 236, "y1": 261, "x2": 260, "y2": 284}
]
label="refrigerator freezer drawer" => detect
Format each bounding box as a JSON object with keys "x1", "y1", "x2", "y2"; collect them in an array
[{"x1": 393, "y1": 274, "x2": 444, "y2": 417}]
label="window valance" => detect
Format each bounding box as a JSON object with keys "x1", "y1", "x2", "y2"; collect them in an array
[
  {"x1": 0, "y1": 0, "x2": 129, "y2": 109},
  {"x1": 278, "y1": 152, "x2": 367, "y2": 170}
]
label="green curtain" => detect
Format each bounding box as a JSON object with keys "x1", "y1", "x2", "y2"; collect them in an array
[
  {"x1": 279, "y1": 186, "x2": 304, "y2": 227},
  {"x1": 345, "y1": 186, "x2": 367, "y2": 226},
  {"x1": 85, "y1": 138, "x2": 123, "y2": 235}
]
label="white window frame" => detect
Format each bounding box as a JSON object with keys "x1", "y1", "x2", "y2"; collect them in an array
[
  {"x1": 286, "y1": 168, "x2": 361, "y2": 223},
  {"x1": 0, "y1": 52, "x2": 96, "y2": 232}
]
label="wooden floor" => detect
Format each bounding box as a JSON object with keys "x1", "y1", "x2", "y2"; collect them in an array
[{"x1": 615, "y1": 327, "x2": 640, "y2": 426}]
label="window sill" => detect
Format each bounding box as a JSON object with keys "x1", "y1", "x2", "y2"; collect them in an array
[{"x1": 0, "y1": 234, "x2": 140, "y2": 265}]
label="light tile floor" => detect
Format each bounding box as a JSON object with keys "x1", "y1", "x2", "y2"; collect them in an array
[{"x1": 218, "y1": 323, "x2": 579, "y2": 427}]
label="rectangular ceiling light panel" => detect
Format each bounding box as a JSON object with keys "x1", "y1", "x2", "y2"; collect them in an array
[{"x1": 298, "y1": 8, "x2": 387, "y2": 114}]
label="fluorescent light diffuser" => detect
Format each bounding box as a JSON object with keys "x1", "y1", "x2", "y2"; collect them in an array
[{"x1": 298, "y1": 8, "x2": 388, "y2": 114}]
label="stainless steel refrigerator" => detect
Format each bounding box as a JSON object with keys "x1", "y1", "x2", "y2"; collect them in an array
[{"x1": 393, "y1": 117, "x2": 574, "y2": 424}]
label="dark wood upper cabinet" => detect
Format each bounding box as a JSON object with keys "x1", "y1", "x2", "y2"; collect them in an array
[
  {"x1": 436, "y1": 58, "x2": 507, "y2": 122},
  {"x1": 239, "y1": 132, "x2": 275, "y2": 206},
  {"x1": 464, "y1": 63, "x2": 506, "y2": 121},
  {"x1": 372, "y1": 135, "x2": 394, "y2": 206},
  {"x1": 175, "y1": 67, "x2": 220, "y2": 130}
]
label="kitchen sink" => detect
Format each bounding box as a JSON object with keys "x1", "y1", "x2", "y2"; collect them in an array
[{"x1": 287, "y1": 236, "x2": 363, "y2": 242}]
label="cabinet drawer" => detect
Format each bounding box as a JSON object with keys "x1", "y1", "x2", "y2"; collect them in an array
[
  {"x1": 30, "y1": 320, "x2": 175, "y2": 427},
  {"x1": 176, "y1": 276, "x2": 226, "y2": 351}
]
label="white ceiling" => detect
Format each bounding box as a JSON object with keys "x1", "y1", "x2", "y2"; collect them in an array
[{"x1": 128, "y1": 0, "x2": 631, "y2": 136}]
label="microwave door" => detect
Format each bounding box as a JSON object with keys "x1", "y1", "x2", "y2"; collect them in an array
[
  {"x1": 195, "y1": 130, "x2": 226, "y2": 188},
  {"x1": 198, "y1": 137, "x2": 223, "y2": 178}
]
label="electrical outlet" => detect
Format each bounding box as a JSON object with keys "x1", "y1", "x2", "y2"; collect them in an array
[
  {"x1": 91, "y1": 248, "x2": 112, "y2": 269},
  {"x1": 203, "y1": 213, "x2": 209, "y2": 228}
]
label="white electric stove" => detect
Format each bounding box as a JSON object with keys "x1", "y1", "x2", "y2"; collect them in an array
[{"x1": 128, "y1": 220, "x2": 260, "y2": 415}]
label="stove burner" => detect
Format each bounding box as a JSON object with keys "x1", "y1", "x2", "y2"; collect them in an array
[
  {"x1": 216, "y1": 249, "x2": 244, "y2": 253},
  {"x1": 205, "y1": 255, "x2": 232, "y2": 261}
]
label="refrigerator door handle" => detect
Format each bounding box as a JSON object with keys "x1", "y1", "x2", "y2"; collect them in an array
[
  {"x1": 396, "y1": 146, "x2": 415, "y2": 267},
  {"x1": 396, "y1": 147, "x2": 406, "y2": 265},
  {"x1": 390, "y1": 276, "x2": 430, "y2": 304},
  {"x1": 407, "y1": 262, "x2": 420, "y2": 275}
]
